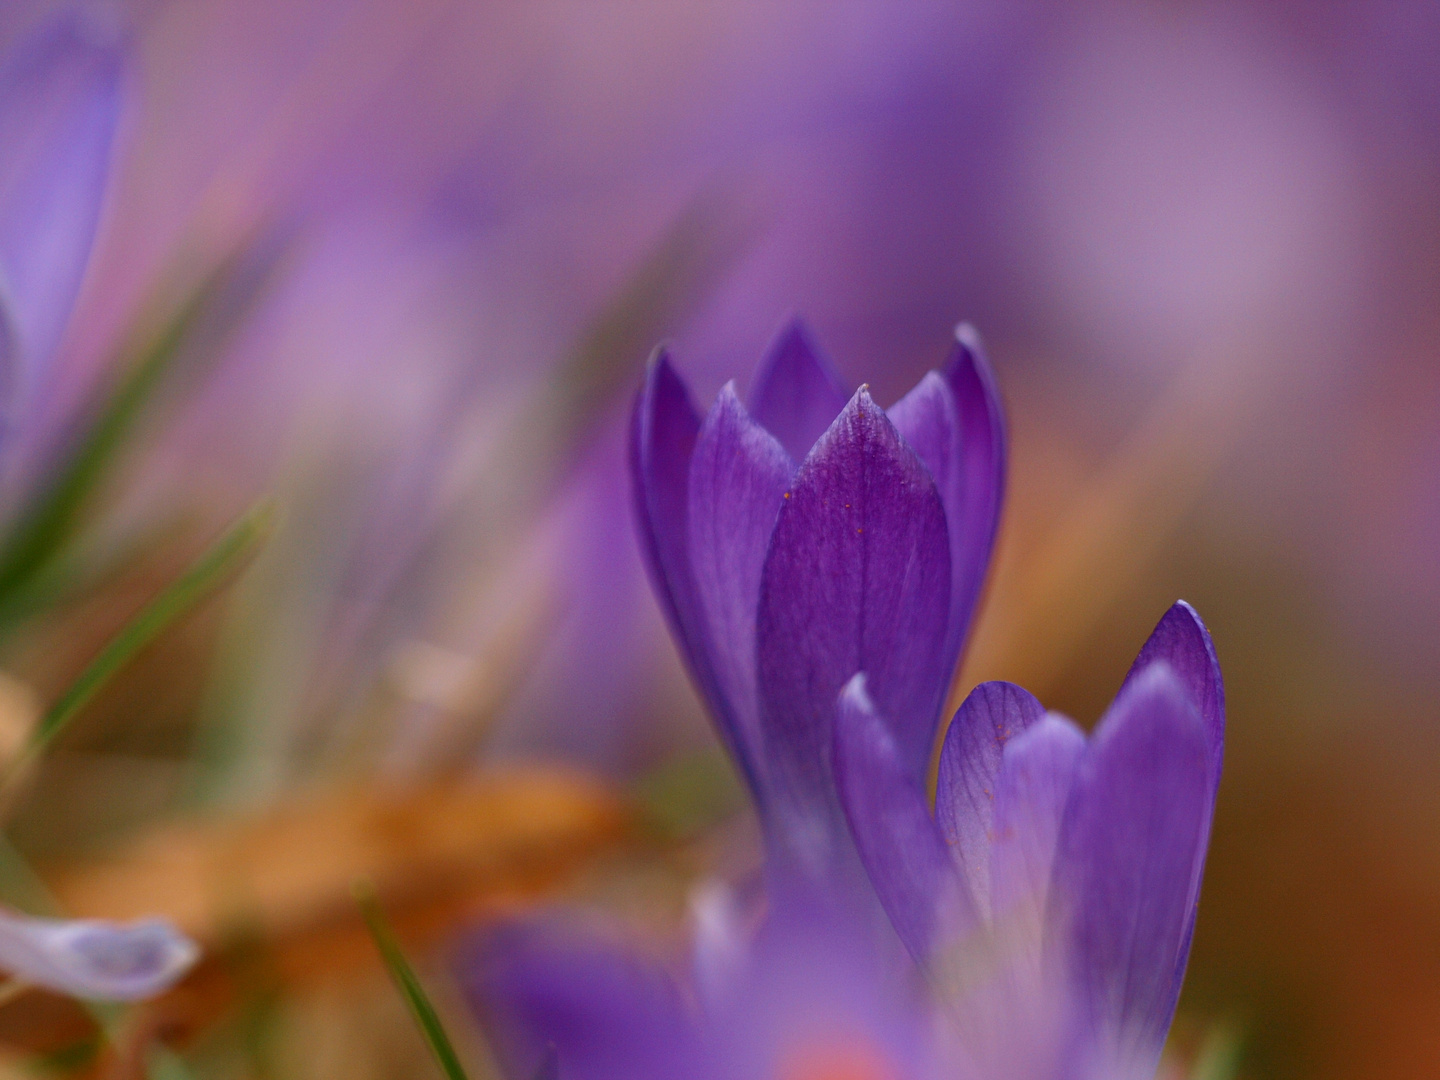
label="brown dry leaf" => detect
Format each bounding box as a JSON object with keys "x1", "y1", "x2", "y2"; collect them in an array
[
  {"x1": 46, "y1": 766, "x2": 629, "y2": 938},
  {"x1": 0, "y1": 767, "x2": 631, "y2": 1056},
  {"x1": 0, "y1": 675, "x2": 38, "y2": 777}
]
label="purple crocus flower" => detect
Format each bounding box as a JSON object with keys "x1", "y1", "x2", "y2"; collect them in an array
[
  {"x1": 834, "y1": 601, "x2": 1224, "y2": 1080},
  {"x1": 630, "y1": 318, "x2": 1004, "y2": 866},
  {"x1": 473, "y1": 326, "x2": 1221, "y2": 1079}
]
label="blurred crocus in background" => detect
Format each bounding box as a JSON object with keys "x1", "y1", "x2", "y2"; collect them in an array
[{"x1": 0, "y1": 1, "x2": 1429, "y2": 1079}]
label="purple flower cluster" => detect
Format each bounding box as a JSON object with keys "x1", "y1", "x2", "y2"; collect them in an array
[{"x1": 464, "y1": 323, "x2": 1224, "y2": 1080}]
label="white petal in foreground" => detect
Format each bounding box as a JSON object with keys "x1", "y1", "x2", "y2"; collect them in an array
[{"x1": 0, "y1": 908, "x2": 198, "y2": 1000}]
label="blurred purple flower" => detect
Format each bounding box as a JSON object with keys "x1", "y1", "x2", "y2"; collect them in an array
[
  {"x1": 835, "y1": 601, "x2": 1224, "y2": 1080},
  {"x1": 460, "y1": 883, "x2": 936, "y2": 1080},
  {"x1": 630, "y1": 318, "x2": 1004, "y2": 866},
  {"x1": 0, "y1": 8, "x2": 122, "y2": 431}
]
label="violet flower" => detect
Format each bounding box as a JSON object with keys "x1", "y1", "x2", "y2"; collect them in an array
[
  {"x1": 462, "y1": 883, "x2": 938, "y2": 1080},
  {"x1": 834, "y1": 601, "x2": 1224, "y2": 1080},
  {"x1": 0, "y1": 8, "x2": 122, "y2": 427},
  {"x1": 0, "y1": 11, "x2": 197, "y2": 1003},
  {"x1": 470, "y1": 325, "x2": 1222, "y2": 1079},
  {"x1": 630, "y1": 318, "x2": 1004, "y2": 865}
]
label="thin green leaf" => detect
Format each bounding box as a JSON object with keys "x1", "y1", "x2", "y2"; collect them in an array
[
  {"x1": 356, "y1": 882, "x2": 471, "y2": 1080},
  {"x1": 0, "y1": 235, "x2": 288, "y2": 607},
  {"x1": 24, "y1": 503, "x2": 272, "y2": 759}
]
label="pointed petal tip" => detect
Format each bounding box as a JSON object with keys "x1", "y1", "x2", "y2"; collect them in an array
[
  {"x1": 811, "y1": 381, "x2": 917, "y2": 468},
  {"x1": 1166, "y1": 598, "x2": 1205, "y2": 630},
  {"x1": 775, "y1": 313, "x2": 820, "y2": 349},
  {"x1": 635, "y1": 345, "x2": 698, "y2": 423},
  {"x1": 952, "y1": 680, "x2": 1047, "y2": 731},
  {"x1": 946, "y1": 321, "x2": 999, "y2": 386},
  {"x1": 644, "y1": 342, "x2": 675, "y2": 378},
  {"x1": 834, "y1": 673, "x2": 892, "y2": 764},
  {"x1": 748, "y1": 319, "x2": 850, "y2": 461},
  {"x1": 713, "y1": 377, "x2": 742, "y2": 407},
  {"x1": 1126, "y1": 600, "x2": 1224, "y2": 766},
  {"x1": 1123, "y1": 659, "x2": 1189, "y2": 704},
  {"x1": 954, "y1": 321, "x2": 984, "y2": 352},
  {"x1": 1136, "y1": 601, "x2": 1221, "y2": 676},
  {"x1": 839, "y1": 670, "x2": 873, "y2": 710}
]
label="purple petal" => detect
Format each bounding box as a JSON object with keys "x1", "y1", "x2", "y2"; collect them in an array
[
  {"x1": 1121, "y1": 601, "x2": 1224, "y2": 781},
  {"x1": 1119, "y1": 601, "x2": 1225, "y2": 1019},
  {"x1": 715, "y1": 881, "x2": 937, "y2": 1080},
  {"x1": 935, "y1": 681, "x2": 1045, "y2": 914},
  {"x1": 944, "y1": 327, "x2": 1006, "y2": 643},
  {"x1": 458, "y1": 921, "x2": 701, "y2": 1080},
  {"x1": 988, "y1": 714, "x2": 1086, "y2": 921},
  {"x1": 1044, "y1": 664, "x2": 1212, "y2": 1076},
  {"x1": 687, "y1": 383, "x2": 793, "y2": 785},
  {"x1": 834, "y1": 675, "x2": 975, "y2": 961},
  {"x1": 0, "y1": 910, "x2": 198, "y2": 1001},
  {"x1": 755, "y1": 388, "x2": 951, "y2": 856},
  {"x1": 887, "y1": 325, "x2": 1005, "y2": 675},
  {"x1": 0, "y1": 11, "x2": 123, "y2": 407},
  {"x1": 746, "y1": 319, "x2": 850, "y2": 463},
  {"x1": 530, "y1": 1048, "x2": 559, "y2": 1080},
  {"x1": 631, "y1": 352, "x2": 761, "y2": 789}
]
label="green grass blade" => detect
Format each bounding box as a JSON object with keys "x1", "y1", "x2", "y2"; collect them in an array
[
  {"x1": 356, "y1": 884, "x2": 471, "y2": 1080},
  {"x1": 0, "y1": 237, "x2": 287, "y2": 606},
  {"x1": 25, "y1": 503, "x2": 272, "y2": 758}
]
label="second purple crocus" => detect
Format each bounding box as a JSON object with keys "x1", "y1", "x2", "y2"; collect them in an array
[
  {"x1": 835, "y1": 601, "x2": 1224, "y2": 1080},
  {"x1": 630, "y1": 320, "x2": 1004, "y2": 866}
]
